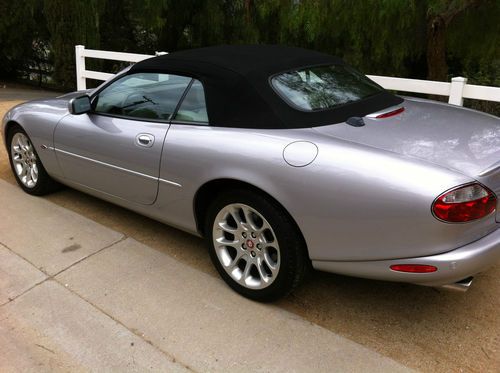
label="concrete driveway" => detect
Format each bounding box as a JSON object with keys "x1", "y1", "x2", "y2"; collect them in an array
[{"x1": 0, "y1": 87, "x2": 498, "y2": 372}]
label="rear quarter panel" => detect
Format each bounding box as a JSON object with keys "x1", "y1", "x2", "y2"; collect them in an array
[
  {"x1": 157, "y1": 124, "x2": 495, "y2": 261},
  {"x1": 477, "y1": 165, "x2": 500, "y2": 222}
]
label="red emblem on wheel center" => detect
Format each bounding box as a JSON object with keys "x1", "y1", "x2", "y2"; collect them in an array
[{"x1": 246, "y1": 239, "x2": 254, "y2": 249}]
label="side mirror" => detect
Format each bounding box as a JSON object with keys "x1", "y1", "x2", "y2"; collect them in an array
[{"x1": 68, "y1": 95, "x2": 91, "y2": 115}]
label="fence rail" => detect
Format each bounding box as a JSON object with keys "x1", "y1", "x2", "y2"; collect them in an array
[
  {"x1": 75, "y1": 45, "x2": 167, "y2": 91},
  {"x1": 75, "y1": 45, "x2": 500, "y2": 106}
]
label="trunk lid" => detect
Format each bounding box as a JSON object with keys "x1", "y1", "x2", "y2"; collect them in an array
[{"x1": 314, "y1": 97, "x2": 500, "y2": 179}]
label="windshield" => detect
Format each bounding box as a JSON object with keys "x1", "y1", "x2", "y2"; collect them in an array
[{"x1": 271, "y1": 65, "x2": 384, "y2": 111}]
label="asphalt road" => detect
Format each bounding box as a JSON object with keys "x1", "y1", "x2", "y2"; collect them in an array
[{"x1": 0, "y1": 88, "x2": 499, "y2": 372}]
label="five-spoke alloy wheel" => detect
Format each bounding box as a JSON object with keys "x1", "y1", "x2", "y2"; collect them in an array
[{"x1": 206, "y1": 189, "x2": 308, "y2": 302}]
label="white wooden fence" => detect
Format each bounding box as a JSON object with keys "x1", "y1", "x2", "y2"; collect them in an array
[{"x1": 75, "y1": 45, "x2": 500, "y2": 106}]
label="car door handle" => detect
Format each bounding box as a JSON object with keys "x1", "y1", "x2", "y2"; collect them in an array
[{"x1": 136, "y1": 134, "x2": 155, "y2": 148}]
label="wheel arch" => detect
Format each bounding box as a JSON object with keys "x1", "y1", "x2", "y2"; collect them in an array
[
  {"x1": 3, "y1": 120, "x2": 22, "y2": 150},
  {"x1": 193, "y1": 178, "x2": 308, "y2": 252}
]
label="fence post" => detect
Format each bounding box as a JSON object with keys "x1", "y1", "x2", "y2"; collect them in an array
[
  {"x1": 75, "y1": 45, "x2": 86, "y2": 90},
  {"x1": 448, "y1": 77, "x2": 467, "y2": 106}
]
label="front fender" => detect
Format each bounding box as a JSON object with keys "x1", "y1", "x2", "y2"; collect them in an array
[{"x1": 2, "y1": 98, "x2": 71, "y2": 179}]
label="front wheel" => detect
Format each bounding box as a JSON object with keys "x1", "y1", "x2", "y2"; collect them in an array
[
  {"x1": 7, "y1": 125, "x2": 60, "y2": 195},
  {"x1": 205, "y1": 189, "x2": 308, "y2": 302}
]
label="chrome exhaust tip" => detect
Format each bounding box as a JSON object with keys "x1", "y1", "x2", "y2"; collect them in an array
[{"x1": 439, "y1": 277, "x2": 474, "y2": 293}]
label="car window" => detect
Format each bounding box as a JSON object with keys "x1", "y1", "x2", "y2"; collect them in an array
[
  {"x1": 271, "y1": 65, "x2": 384, "y2": 111},
  {"x1": 93, "y1": 73, "x2": 192, "y2": 120},
  {"x1": 173, "y1": 80, "x2": 208, "y2": 124}
]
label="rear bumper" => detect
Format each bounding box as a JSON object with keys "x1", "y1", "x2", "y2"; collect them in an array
[{"x1": 312, "y1": 227, "x2": 500, "y2": 287}]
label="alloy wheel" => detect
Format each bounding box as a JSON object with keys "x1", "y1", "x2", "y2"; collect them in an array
[
  {"x1": 212, "y1": 203, "x2": 281, "y2": 289},
  {"x1": 10, "y1": 132, "x2": 38, "y2": 188}
]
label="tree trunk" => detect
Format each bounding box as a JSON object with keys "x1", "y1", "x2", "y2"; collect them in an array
[
  {"x1": 426, "y1": 15, "x2": 448, "y2": 82},
  {"x1": 244, "y1": 0, "x2": 252, "y2": 23},
  {"x1": 426, "y1": 0, "x2": 483, "y2": 82},
  {"x1": 37, "y1": 61, "x2": 42, "y2": 87}
]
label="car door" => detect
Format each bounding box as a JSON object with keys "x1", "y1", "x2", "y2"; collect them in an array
[{"x1": 54, "y1": 72, "x2": 192, "y2": 205}]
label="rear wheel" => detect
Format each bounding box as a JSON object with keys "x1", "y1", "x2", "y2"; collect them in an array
[
  {"x1": 205, "y1": 189, "x2": 308, "y2": 302},
  {"x1": 7, "y1": 125, "x2": 60, "y2": 195}
]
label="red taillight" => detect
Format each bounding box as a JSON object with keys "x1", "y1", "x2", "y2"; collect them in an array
[
  {"x1": 376, "y1": 107, "x2": 405, "y2": 118},
  {"x1": 390, "y1": 264, "x2": 437, "y2": 273},
  {"x1": 432, "y1": 183, "x2": 496, "y2": 223}
]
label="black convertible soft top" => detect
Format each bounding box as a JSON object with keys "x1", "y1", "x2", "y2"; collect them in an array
[{"x1": 130, "y1": 45, "x2": 402, "y2": 129}]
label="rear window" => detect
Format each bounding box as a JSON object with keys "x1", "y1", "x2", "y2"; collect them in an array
[{"x1": 271, "y1": 65, "x2": 384, "y2": 111}]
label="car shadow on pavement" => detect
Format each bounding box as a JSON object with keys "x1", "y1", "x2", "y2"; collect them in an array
[{"x1": 279, "y1": 265, "x2": 498, "y2": 372}]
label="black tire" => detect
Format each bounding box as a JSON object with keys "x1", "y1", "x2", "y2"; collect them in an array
[
  {"x1": 205, "y1": 189, "x2": 308, "y2": 302},
  {"x1": 7, "y1": 125, "x2": 61, "y2": 196}
]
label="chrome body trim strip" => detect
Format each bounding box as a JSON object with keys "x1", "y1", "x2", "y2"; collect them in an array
[
  {"x1": 159, "y1": 178, "x2": 182, "y2": 188},
  {"x1": 53, "y1": 147, "x2": 182, "y2": 187}
]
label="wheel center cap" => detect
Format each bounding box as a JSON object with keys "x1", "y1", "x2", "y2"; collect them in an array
[{"x1": 246, "y1": 239, "x2": 254, "y2": 249}]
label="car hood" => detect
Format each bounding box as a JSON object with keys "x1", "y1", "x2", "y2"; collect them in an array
[
  {"x1": 313, "y1": 97, "x2": 500, "y2": 179},
  {"x1": 2, "y1": 90, "x2": 94, "y2": 141},
  {"x1": 49, "y1": 90, "x2": 94, "y2": 108},
  {"x1": 8, "y1": 90, "x2": 94, "y2": 113}
]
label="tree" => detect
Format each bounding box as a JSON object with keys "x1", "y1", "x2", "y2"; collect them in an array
[
  {"x1": 0, "y1": 0, "x2": 498, "y2": 116},
  {"x1": 0, "y1": 0, "x2": 48, "y2": 81},
  {"x1": 426, "y1": 0, "x2": 485, "y2": 81},
  {"x1": 43, "y1": 0, "x2": 104, "y2": 88}
]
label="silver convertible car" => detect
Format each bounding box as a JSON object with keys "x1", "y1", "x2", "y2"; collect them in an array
[{"x1": 2, "y1": 45, "x2": 499, "y2": 301}]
